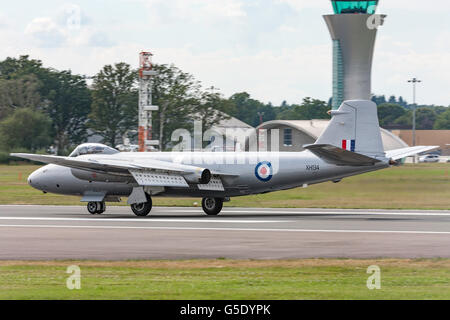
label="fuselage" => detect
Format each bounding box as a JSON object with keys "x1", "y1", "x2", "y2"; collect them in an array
[{"x1": 28, "y1": 151, "x2": 389, "y2": 199}]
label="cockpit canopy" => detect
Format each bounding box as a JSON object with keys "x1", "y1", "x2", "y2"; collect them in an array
[{"x1": 69, "y1": 143, "x2": 120, "y2": 157}]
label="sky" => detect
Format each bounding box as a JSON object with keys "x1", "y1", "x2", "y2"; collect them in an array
[{"x1": 0, "y1": 0, "x2": 449, "y2": 106}]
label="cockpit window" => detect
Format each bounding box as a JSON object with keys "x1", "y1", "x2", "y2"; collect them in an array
[{"x1": 69, "y1": 144, "x2": 120, "y2": 157}]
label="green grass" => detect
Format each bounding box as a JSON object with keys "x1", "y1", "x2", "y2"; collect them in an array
[
  {"x1": 0, "y1": 164, "x2": 449, "y2": 209},
  {"x1": 0, "y1": 259, "x2": 449, "y2": 300}
]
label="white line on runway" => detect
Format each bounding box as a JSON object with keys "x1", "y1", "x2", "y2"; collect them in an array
[
  {"x1": 0, "y1": 224, "x2": 449, "y2": 235},
  {"x1": 1, "y1": 206, "x2": 449, "y2": 216},
  {"x1": 158, "y1": 210, "x2": 450, "y2": 216},
  {"x1": 0, "y1": 217, "x2": 286, "y2": 224}
]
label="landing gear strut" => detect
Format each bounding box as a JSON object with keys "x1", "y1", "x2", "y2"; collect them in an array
[
  {"x1": 131, "y1": 194, "x2": 152, "y2": 217},
  {"x1": 202, "y1": 197, "x2": 223, "y2": 216},
  {"x1": 87, "y1": 202, "x2": 105, "y2": 215}
]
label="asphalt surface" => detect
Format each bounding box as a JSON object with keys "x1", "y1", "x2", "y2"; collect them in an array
[{"x1": 0, "y1": 205, "x2": 449, "y2": 260}]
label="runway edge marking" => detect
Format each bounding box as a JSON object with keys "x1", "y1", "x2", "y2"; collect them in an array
[{"x1": 0, "y1": 224, "x2": 450, "y2": 235}]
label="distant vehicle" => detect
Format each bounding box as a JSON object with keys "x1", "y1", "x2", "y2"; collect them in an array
[
  {"x1": 12, "y1": 100, "x2": 437, "y2": 216},
  {"x1": 419, "y1": 154, "x2": 440, "y2": 163}
]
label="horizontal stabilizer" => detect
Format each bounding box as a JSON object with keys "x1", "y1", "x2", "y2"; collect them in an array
[
  {"x1": 385, "y1": 146, "x2": 439, "y2": 161},
  {"x1": 305, "y1": 144, "x2": 382, "y2": 166}
]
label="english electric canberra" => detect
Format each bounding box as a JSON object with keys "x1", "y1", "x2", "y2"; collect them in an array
[{"x1": 12, "y1": 100, "x2": 435, "y2": 216}]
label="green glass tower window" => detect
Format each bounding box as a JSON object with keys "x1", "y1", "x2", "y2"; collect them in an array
[
  {"x1": 331, "y1": 1, "x2": 379, "y2": 14},
  {"x1": 332, "y1": 40, "x2": 344, "y2": 110}
]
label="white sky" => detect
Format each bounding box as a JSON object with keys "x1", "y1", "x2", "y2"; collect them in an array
[{"x1": 0, "y1": 0, "x2": 449, "y2": 106}]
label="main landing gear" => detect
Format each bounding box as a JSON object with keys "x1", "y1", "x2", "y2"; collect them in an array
[
  {"x1": 202, "y1": 197, "x2": 224, "y2": 216},
  {"x1": 131, "y1": 193, "x2": 153, "y2": 217},
  {"x1": 87, "y1": 201, "x2": 105, "y2": 215},
  {"x1": 87, "y1": 196, "x2": 223, "y2": 216}
]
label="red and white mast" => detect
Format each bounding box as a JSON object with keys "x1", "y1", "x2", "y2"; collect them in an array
[{"x1": 138, "y1": 52, "x2": 159, "y2": 152}]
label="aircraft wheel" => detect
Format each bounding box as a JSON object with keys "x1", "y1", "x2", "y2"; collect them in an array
[
  {"x1": 202, "y1": 197, "x2": 223, "y2": 216},
  {"x1": 97, "y1": 202, "x2": 106, "y2": 214},
  {"x1": 131, "y1": 195, "x2": 152, "y2": 217},
  {"x1": 87, "y1": 202, "x2": 99, "y2": 215},
  {"x1": 87, "y1": 202, "x2": 105, "y2": 215}
]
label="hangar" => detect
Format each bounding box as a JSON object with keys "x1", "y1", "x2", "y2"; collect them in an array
[{"x1": 255, "y1": 119, "x2": 408, "y2": 152}]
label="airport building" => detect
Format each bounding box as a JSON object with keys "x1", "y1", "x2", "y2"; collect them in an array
[
  {"x1": 392, "y1": 130, "x2": 450, "y2": 156},
  {"x1": 254, "y1": 120, "x2": 408, "y2": 152},
  {"x1": 324, "y1": 1, "x2": 385, "y2": 109}
]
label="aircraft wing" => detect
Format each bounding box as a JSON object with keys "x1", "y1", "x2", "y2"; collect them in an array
[
  {"x1": 304, "y1": 144, "x2": 382, "y2": 166},
  {"x1": 385, "y1": 146, "x2": 439, "y2": 161},
  {"x1": 11, "y1": 153, "x2": 238, "y2": 189},
  {"x1": 11, "y1": 153, "x2": 144, "y2": 174}
]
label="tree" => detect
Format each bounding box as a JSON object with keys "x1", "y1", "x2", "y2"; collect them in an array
[
  {"x1": 388, "y1": 95, "x2": 397, "y2": 104},
  {"x1": 88, "y1": 63, "x2": 138, "y2": 147},
  {"x1": 196, "y1": 87, "x2": 235, "y2": 131},
  {"x1": 395, "y1": 107, "x2": 438, "y2": 129},
  {"x1": 0, "y1": 56, "x2": 92, "y2": 154},
  {"x1": 277, "y1": 97, "x2": 330, "y2": 121},
  {"x1": 377, "y1": 103, "x2": 406, "y2": 127},
  {"x1": 256, "y1": 103, "x2": 277, "y2": 126},
  {"x1": 228, "y1": 92, "x2": 271, "y2": 127},
  {"x1": 371, "y1": 95, "x2": 386, "y2": 105},
  {"x1": 414, "y1": 108, "x2": 437, "y2": 130},
  {"x1": 0, "y1": 55, "x2": 46, "y2": 81},
  {"x1": 398, "y1": 96, "x2": 408, "y2": 108},
  {"x1": 151, "y1": 64, "x2": 230, "y2": 151},
  {"x1": 434, "y1": 108, "x2": 450, "y2": 129},
  {"x1": 150, "y1": 64, "x2": 200, "y2": 150},
  {"x1": 44, "y1": 70, "x2": 91, "y2": 154},
  {"x1": 0, "y1": 75, "x2": 42, "y2": 119},
  {"x1": 0, "y1": 108, "x2": 52, "y2": 151}
]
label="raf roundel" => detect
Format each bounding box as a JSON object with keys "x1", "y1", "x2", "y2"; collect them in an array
[{"x1": 255, "y1": 161, "x2": 273, "y2": 182}]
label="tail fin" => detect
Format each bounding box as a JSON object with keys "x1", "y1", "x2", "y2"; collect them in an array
[{"x1": 316, "y1": 100, "x2": 384, "y2": 158}]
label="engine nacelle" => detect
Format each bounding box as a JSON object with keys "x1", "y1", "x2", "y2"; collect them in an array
[
  {"x1": 71, "y1": 169, "x2": 131, "y2": 183},
  {"x1": 183, "y1": 169, "x2": 212, "y2": 185}
]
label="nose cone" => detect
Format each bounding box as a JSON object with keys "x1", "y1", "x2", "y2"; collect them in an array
[
  {"x1": 27, "y1": 166, "x2": 49, "y2": 191},
  {"x1": 28, "y1": 169, "x2": 40, "y2": 189}
]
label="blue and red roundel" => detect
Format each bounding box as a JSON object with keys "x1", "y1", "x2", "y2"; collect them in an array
[{"x1": 255, "y1": 161, "x2": 273, "y2": 182}]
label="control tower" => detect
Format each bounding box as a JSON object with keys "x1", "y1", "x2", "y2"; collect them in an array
[{"x1": 324, "y1": 1, "x2": 386, "y2": 109}]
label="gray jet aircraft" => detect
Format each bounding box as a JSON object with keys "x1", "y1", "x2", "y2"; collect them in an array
[{"x1": 12, "y1": 100, "x2": 436, "y2": 216}]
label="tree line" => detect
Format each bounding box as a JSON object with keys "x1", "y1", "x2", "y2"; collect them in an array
[
  {"x1": 0, "y1": 55, "x2": 448, "y2": 161},
  {"x1": 372, "y1": 95, "x2": 450, "y2": 130},
  {"x1": 0, "y1": 56, "x2": 233, "y2": 158}
]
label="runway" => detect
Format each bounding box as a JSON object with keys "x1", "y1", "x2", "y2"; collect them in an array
[{"x1": 0, "y1": 205, "x2": 449, "y2": 260}]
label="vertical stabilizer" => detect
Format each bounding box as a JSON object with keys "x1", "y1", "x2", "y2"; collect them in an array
[{"x1": 315, "y1": 100, "x2": 384, "y2": 158}]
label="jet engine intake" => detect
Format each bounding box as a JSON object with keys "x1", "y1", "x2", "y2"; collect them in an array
[{"x1": 183, "y1": 169, "x2": 212, "y2": 185}]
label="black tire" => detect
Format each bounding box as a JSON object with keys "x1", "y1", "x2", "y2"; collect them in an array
[
  {"x1": 131, "y1": 195, "x2": 152, "y2": 217},
  {"x1": 87, "y1": 202, "x2": 98, "y2": 215},
  {"x1": 97, "y1": 202, "x2": 106, "y2": 214},
  {"x1": 202, "y1": 198, "x2": 223, "y2": 216}
]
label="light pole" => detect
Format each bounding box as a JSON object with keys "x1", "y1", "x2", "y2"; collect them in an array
[
  {"x1": 408, "y1": 77, "x2": 421, "y2": 163},
  {"x1": 407, "y1": 77, "x2": 421, "y2": 146}
]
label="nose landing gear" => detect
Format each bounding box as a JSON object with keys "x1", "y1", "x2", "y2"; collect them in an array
[
  {"x1": 202, "y1": 197, "x2": 224, "y2": 216},
  {"x1": 87, "y1": 202, "x2": 106, "y2": 215}
]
